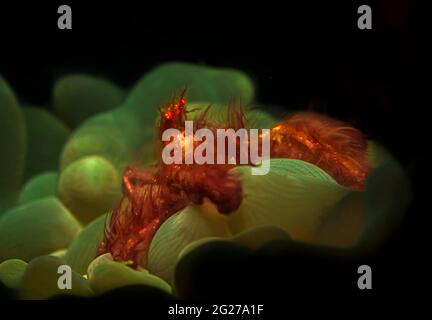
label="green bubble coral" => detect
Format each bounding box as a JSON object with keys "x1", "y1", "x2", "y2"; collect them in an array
[
  {"x1": 64, "y1": 214, "x2": 106, "y2": 274},
  {"x1": 0, "y1": 259, "x2": 28, "y2": 290},
  {"x1": 147, "y1": 204, "x2": 231, "y2": 283},
  {"x1": 0, "y1": 197, "x2": 81, "y2": 262},
  {"x1": 22, "y1": 107, "x2": 70, "y2": 181},
  {"x1": 126, "y1": 62, "x2": 255, "y2": 123},
  {"x1": 20, "y1": 255, "x2": 93, "y2": 299},
  {"x1": 53, "y1": 74, "x2": 126, "y2": 128},
  {"x1": 58, "y1": 156, "x2": 121, "y2": 225},
  {"x1": 87, "y1": 253, "x2": 171, "y2": 295},
  {"x1": 0, "y1": 76, "x2": 26, "y2": 214},
  {"x1": 19, "y1": 171, "x2": 58, "y2": 204}
]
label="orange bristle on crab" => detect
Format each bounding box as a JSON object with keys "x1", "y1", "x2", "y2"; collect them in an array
[{"x1": 270, "y1": 112, "x2": 370, "y2": 189}]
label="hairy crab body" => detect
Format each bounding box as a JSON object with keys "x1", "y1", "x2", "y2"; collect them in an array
[{"x1": 98, "y1": 92, "x2": 370, "y2": 268}]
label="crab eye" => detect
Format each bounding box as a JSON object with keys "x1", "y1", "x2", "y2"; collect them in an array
[
  {"x1": 164, "y1": 111, "x2": 173, "y2": 120},
  {"x1": 179, "y1": 97, "x2": 186, "y2": 107}
]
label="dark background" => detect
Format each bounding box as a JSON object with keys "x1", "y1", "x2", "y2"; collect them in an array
[{"x1": 0, "y1": 0, "x2": 426, "y2": 304}]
